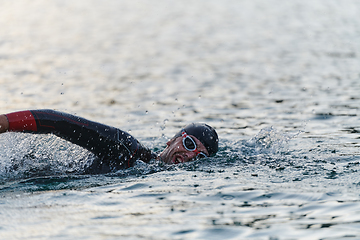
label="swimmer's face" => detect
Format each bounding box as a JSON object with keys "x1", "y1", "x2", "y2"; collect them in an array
[{"x1": 159, "y1": 135, "x2": 209, "y2": 164}]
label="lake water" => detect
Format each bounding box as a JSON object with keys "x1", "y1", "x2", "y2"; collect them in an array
[{"x1": 1, "y1": 0, "x2": 360, "y2": 239}]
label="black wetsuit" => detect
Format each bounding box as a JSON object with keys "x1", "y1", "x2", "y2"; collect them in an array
[{"x1": 6, "y1": 110, "x2": 156, "y2": 173}]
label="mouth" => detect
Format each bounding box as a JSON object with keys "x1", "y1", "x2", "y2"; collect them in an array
[{"x1": 172, "y1": 154, "x2": 184, "y2": 164}]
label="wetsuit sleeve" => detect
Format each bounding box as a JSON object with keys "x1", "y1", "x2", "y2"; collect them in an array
[{"x1": 5, "y1": 110, "x2": 154, "y2": 172}]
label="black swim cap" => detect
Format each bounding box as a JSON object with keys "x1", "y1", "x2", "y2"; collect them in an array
[{"x1": 173, "y1": 123, "x2": 219, "y2": 156}]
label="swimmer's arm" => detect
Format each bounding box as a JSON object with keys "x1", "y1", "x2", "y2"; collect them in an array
[
  {"x1": 3, "y1": 110, "x2": 138, "y2": 159},
  {"x1": 0, "y1": 115, "x2": 9, "y2": 133}
]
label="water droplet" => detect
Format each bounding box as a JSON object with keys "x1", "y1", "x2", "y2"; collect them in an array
[{"x1": 221, "y1": 195, "x2": 235, "y2": 200}]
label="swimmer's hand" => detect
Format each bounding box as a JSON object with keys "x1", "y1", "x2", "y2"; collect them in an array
[{"x1": 0, "y1": 115, "x2": 9, "y2": 133}]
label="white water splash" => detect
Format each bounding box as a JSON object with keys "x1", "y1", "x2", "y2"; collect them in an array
[{"x1": 244, "y1": 127, "x2": 301, "y2": 155}]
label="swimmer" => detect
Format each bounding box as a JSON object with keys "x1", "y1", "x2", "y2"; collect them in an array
[{"x1": 0, "y1": 110, "x2": 218, "y2": 173}]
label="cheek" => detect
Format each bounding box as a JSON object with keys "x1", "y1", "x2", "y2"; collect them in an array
[{"x1": 171, "y1": 145, "x2": 181, "y2": 153}]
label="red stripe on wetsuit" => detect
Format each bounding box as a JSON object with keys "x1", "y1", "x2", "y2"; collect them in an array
[{"x1": 6, "y1": 110, "x2": 38, "y2": 132}]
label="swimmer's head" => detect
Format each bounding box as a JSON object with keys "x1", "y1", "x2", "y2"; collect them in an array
[
  {"x1": 159, "y1": 123, "x2": 219, "y2": 164},
  {"x1": 173, "y1": 123, "x2": 219, "y2": 157}
]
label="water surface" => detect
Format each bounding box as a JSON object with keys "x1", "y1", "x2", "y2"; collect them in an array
[{"x1": 1, "y1": 0, "x2": 360, "y2": 239}]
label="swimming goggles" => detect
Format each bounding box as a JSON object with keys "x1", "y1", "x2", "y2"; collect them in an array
[{"x1": 181, "y1": 131, "x2": 208, "y2": 159}]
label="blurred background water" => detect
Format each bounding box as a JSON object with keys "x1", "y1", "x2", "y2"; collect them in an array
[{"x1": 1, "y1": 0, "x2": 360, "y2": 239}]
